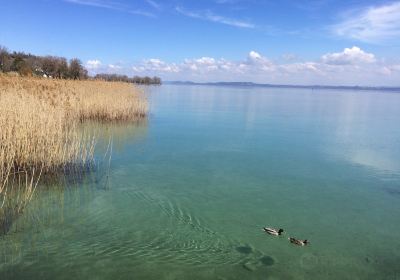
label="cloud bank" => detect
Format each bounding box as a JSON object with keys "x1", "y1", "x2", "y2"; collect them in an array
[
  {"x1": 86, "y1": 59, "x2": 102, "y2": 69},
  {"x1": 321, "y1": 46, "x2": 376, "y2": 65},
  {"x1": 86, "y1": 47, "x2": 400, "y2": 86}
]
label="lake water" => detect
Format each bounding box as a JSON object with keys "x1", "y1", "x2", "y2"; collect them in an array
[{"x1": 1, "y1": 85, "x2": 400, "y2": 279}]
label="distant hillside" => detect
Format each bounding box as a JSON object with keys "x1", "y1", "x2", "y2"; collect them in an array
[{"x1": 165, "y1": 81, "x2": 400, "y2": 92}]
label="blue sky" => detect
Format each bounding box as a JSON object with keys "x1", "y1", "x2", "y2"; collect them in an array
[{"x1": 1, "y1": 0, "x2": 400, "y2": 85}]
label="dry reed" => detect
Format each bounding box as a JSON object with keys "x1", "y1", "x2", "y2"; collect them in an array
[
  {"x1": 0, "y1": 73, "x2": 148, "y2": 234},
  {"x1": 0, "y1": 74, "x2": 148, "y2": 122}
]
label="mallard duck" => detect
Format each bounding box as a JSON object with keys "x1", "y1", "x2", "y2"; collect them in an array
[
  {"x1": 288, "y1": 237, "x2": 309, "y2": 246},
  {"x1": 263, "y1": 227, "x2": 284, "y2": 236}
]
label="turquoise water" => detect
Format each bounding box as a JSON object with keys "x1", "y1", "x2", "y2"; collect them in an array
[{"x1": 1, "y1": 85, "x2": 400, "y2": 279}]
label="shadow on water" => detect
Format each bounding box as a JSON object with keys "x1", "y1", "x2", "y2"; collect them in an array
[
  {"x1": 259, "y1": 255, "x2": 275, "y2": 266},
  {"x1": 0, "y1": 208, "x2": 16, "y2": 236},
  {"x1": 0, "y1": 166, "x2": 96, "y2": 237},
  {"x1": 236, "y1": 245, "x2": 253, "y2": 254},
  {"x1": 0, "y1": 168, "x2": 41, "y2": 236},
  {"x1": 384, "y1": 187, "x2": 400, "y2": 197}
]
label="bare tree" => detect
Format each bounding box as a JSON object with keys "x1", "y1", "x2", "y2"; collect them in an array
[
  {"x1": 69, "y1": 58, "x2": 83, "y2": 79},
  {"x1": 41, "y1": 56, "x2": 57, "y2": 77},
  {"x1": 55, "y1": 58, "x2": 68, "y2": 79},
  {"x1": 0, "y1": 46, "x2": 10, "y2": 71}
]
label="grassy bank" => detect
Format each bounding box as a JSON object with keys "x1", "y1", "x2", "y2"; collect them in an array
[{"x1": 0, "y1": 74, "x2": 148, "y2": 233}]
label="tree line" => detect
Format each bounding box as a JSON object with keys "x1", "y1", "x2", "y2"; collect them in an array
[
  {"x1": 0, "y1": 46, "x2": 162, "y2": 84},
  {"x1": 95, "y1": 73, "x2": 161, "y2": 85},
  {"x1": 0, "y1": 46, "x2": 88, "y2": 79}
]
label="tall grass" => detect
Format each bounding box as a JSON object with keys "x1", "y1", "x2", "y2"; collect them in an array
[
  {"x1": 0, "y1": 91, "x2": 93, "y2": 172},
  {"x1": 0, "y1": 74, "x2": 148, "y2": 234},
  {"x1": 0, "y1": 74, "x2": 148, "y2": 122}
]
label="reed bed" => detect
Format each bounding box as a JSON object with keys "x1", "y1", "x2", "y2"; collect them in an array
[
  {"x1": 0, "y1": 74, "x2": 148, "y2": 234},
  {"x1": 0, "y1": 91, "x2": 93, "y2": 172},
  {"x1": 0, "y1": 75, "x2": 148, "y2": 122}
]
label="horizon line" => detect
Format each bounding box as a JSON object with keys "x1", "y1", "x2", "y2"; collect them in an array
[{"x1": 164, "y1": 80, "x2": 400, "y2": 91}]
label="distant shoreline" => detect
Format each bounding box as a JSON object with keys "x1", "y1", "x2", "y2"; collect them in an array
[{"x1": 165, "y1": 81, "x2": 400, "y2": 92}]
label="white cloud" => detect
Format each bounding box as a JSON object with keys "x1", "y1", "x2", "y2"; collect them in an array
[
  {"x1": 175, "y1": 6, "x2": 255, "y2": 28},
  {"x1": 195, "y1": 57, "x2": 216, "y2": 65},
  {"x1": 86, "y1": 59, "x2": 102, "y2": 69},
  {"x1": 247, "y1": 51, "x2": 272, "y2": 65},
  {"x1": 131, "y1": 51, "x2": 276, "y2": 78},
  {"x1": 333, "y1": 2, "x2": 400, "y2": 43},
  {"x1": 85, "y1": 61, "x2": 130, "y2": 75},
  {"x1": 280, "y1": 62, "x2": 321, "y2": 74},
  {"x1": 381, "y1": 64, "x2": 400, "y2": 75},
  {"x1": 321, "y1": 46, "x2": 376, "y2": 65},
  {"x1": 108, "y1": 64, "x2": 121, "y2": 69},
  {"x1": 87, "y1": 48, "x2": 400, "y2": 86},
  {"x1": 248, "y1": 51, "x2": 262, "y2": 61},
  {"x1": 132, "y1": 58, "x2": 180, "y2": 73}
]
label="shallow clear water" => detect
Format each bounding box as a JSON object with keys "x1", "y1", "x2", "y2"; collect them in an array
[{"x1": 1, "y1": 85, "x2": 400, "y2": 279}]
